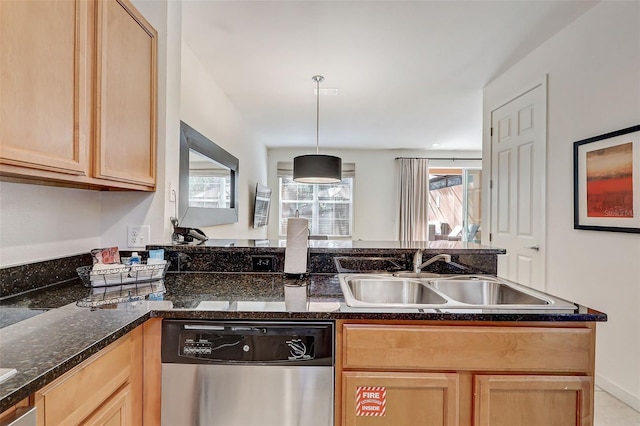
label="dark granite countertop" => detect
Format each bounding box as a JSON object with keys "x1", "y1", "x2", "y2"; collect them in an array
[{"x1": 0, "y1": 272, "x2": 606, "y2": 413}]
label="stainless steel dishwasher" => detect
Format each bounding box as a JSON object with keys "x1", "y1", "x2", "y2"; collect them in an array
[{"x1": 161, "y1": 320, "x2": 334, "y2": 426}]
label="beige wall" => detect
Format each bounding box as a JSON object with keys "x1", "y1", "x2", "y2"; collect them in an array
[
  {"x1": 483, "y1": 1, "x2": 640, "y2": 410},
  {"x1": 180, "y1": 42, "x2": 268, "y2": 239},
  {"x1": 267, "y1": 148, "x2": 481, "y2": 241}
]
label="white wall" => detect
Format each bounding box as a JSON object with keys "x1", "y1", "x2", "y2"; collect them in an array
[
  {"x1": 0, "y1": 0, "x2": 182, "y2": 267},
  {"x1": 180, "y1": 42, "x2": 268, "y2": 239},
  {"x1": 0, "y1": 183, "x2": 102, "y2": 266},
  {"x1": 267, "y1": 148, "x2": 481, "y2": 241},
  {"x1": 483, "y1": 1, "x2": 640, "y2": 410}
]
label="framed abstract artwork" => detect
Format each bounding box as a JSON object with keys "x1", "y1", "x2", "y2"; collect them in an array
[{"x1": 573, "y1": 124, "x2": 640, "y2": 233}]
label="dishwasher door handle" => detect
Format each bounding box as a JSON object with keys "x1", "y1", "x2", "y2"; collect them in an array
[{"x1": 184, "y1": 325, "x2": 225, "y2": 331}]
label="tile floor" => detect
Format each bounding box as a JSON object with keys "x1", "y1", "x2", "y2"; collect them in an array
[{"x1": 595, "y1": 387, "x2": 640, "y2": 426}]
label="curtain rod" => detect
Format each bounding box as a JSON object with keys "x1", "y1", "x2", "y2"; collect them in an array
[{"x1": 395, "y1": 157, "x2": 482, "y2": 161}]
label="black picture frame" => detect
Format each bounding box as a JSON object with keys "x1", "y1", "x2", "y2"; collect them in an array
[{"x1": 573, "y1": 124, "x2": 640, "y2": 233}]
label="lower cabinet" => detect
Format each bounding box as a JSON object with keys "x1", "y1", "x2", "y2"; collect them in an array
[
  {"x1": 337, "y1": 321, "x2": 596, "y2": 426},
  {"x1": 342, "y1": 371, "x2": 460, "y2": 425},
  {"x1": 34, "y1": 326, "x2": 143, "y2": 426},
  {"x1": 474, "y1": 374, "x2": 592, "y2": 426},
  {"x1": 79, "y1": 384, "x2": 132, "y2": 426}
]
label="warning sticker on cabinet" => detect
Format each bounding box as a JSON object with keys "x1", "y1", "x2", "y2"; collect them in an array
[{"x1": 356, "y1": 386, "x2": 386, "y2": 416}]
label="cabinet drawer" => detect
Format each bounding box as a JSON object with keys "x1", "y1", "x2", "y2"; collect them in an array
[
  {"x1": 35, "y1": 334, "x2": 133, "y2": 425},
  {"x1": 343, "y1": 324, "x2": 593, "y2": 373}
]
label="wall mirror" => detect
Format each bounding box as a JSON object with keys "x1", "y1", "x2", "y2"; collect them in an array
[{"x1": 179, "y1": 121, "x2": 239, "y2": 226}]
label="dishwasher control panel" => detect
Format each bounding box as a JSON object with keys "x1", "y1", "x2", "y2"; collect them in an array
[
  {"x1": 162, "y1": 320, "x2": 334, "y2": 366},
  {"x1": 182, "y1": 340, "x2": 213, "y2": 356}
]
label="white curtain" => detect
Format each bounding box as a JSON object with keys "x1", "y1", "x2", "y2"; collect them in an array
[{"x1": 399, "y1": 158, "x2": 430, "y2": 242}]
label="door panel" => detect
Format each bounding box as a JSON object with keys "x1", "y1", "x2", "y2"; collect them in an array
[
  {"x1": 342, "y1": 371, "x2": 459, "y2": 426},
  {"x1": 0, "y1": 0, "x2": 90, "y2": 175},
  {"x1": 474, "y1": 374, "x2": 592, "y2": 426},
  {"x1": 491, "y1": 83, "x2": 546, "y2": 290}
]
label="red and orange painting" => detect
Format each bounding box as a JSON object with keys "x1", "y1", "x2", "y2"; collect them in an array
[{"x1": 586, "y1": 142, "x2": 633, "y2": 218}]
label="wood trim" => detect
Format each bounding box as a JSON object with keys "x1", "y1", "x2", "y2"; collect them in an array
[
  {"x1": 343, "y1": 324, "x2": 593, "y2": 373},
  {"x1": 458, "y1": 372, "x2": 473, "y2": 426},
  {"x1": 0, "y1": 398, "x2": 30, "y2": 422},
  {"x1": 130, "y1": 325, "x2": 144, "y2": 426},
  {"x1": 334, "y1": 320, "x2": 345, "y2": 425},
  {"x1": 142, "y1": 318, "x2": 163, "y2": 426}
]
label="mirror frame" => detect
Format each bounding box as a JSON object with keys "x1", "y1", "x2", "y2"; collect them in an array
[{"x1": 179, "y1": 121, "x2": 239, "y2": 226}]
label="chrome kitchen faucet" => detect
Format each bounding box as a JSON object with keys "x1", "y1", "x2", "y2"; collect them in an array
[{"x1": 413, "y1": 252, "x2": 452, "y2": 273}]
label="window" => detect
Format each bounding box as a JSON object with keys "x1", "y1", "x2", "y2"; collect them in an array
[
  {"x1": 278, "y1": 162, "x2": 355, "y2": 237},
  {"x1": 427, "y1": 160, "x2": 482, "y2": 243},
  {"x1": 188, "y1": 173, "x2": 230, "y2": 208}
]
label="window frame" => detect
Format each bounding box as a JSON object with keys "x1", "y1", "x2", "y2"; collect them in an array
[{"x1": 278, "y1": 176, "x2": 354, "y2": 238}]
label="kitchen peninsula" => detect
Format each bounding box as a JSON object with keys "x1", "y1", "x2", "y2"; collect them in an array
[{"x1": 0, "y1": 241, "x2": 606, "y2": 425}]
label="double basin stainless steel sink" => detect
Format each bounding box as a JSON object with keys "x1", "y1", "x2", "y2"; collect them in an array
[{"x1": 338, "y1": 273, "x2": 577, "y2": 310}]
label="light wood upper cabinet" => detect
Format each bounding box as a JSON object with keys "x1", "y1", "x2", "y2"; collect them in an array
[
  {"x1": 94, "y1": 0, "x2": 156, "y2": 187},
  {"x1": 0, "y1": 0, "x2": 91, "y2": 176},
  {"x1": 0, "y1": 0, "x2": 157, "y2": 191}
]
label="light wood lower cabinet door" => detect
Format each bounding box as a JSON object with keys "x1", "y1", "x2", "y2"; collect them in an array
[
  {"x1": 474, "y1": 374, "x2": 593, "y2": 426},
  {"x1": 342, "y1": 371, "x2": 460, "y2": 426},
  {"x1": 80, "y1": 383, "x2": 132, "y2": 426},
  {"x1": 34, "y1": 327, "x2": 142, "y2": 426}
]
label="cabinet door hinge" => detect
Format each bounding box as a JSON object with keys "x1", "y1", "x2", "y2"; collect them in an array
[
  {"x1": 489, "y1": 233, "x2": 493, "y2": 242},
  {"x1": 490, "y1": 127, "x2": 494, "y2": 137},
  {"x1": 490, "y1": 180, "x2": 493, "y2": 189}
]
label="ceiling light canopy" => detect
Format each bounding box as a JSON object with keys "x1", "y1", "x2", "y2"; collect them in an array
[{"x1": 293, "y1": 75, "x2": 342, "y2": 183}]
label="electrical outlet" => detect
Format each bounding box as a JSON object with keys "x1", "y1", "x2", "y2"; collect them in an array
[
  {"x1": 128, "y1": 225, "x2": 150, "y2": 248},
  {"x1": 252, "y1": 256, "x2": 276, "y2": 272}
]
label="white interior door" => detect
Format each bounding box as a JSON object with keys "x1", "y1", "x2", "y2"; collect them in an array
[{"x1": 490, "y1": 83, "x2": 546, "y2": 290}]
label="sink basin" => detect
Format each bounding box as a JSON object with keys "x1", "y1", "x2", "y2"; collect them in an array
[
  {"x1": 428, "y1": 279, "x2": 550, "y2": 305},
  {"x1": 343, "y1": 276, "x2": 447, "y2": 307},
  {"x1": 338, "y1": 273, "x2": 577, "y2": 310}
]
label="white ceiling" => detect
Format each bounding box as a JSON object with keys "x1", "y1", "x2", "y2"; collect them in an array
[{"x1": 182, "y1": 0, "x2": 597, "y2": 152}]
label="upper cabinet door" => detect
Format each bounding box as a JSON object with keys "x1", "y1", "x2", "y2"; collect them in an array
[
  {"x1": 0, "y1": 0, "x2": 91, "y2": 176},
  {"x1": 94, "y1": 0, "x2": 157, "y2": 188}
]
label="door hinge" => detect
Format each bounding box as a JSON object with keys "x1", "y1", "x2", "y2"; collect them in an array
[
  {"x1": 490, "y1": 180, "x2": 493, "y2": 189},
  {"x1": 490, "y1": 127, "x2": 494, "y2": 137},
  {"x1": 489, "y1": 233, "x2": 492, "y2": 242}
]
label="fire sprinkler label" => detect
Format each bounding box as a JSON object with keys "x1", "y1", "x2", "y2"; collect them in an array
[{"x1": 356, "y1": 386, "x2": 386, "y2": 416}]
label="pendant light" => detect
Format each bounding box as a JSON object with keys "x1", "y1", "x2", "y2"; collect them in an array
[{"x1": 293, "y1": 75, "x2": 342, "y2": 183}]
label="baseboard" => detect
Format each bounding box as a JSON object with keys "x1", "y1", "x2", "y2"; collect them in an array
[{"x1": 596, "y1": 374, "x2": 640, "y2": 413}]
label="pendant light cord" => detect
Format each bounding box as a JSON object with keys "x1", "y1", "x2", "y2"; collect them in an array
[
  {"x1": 315, "y1": 76, "x2": 320, "y2": 154},
  {"x1": 313, "y1": 75, "x2": 324, "y2": 155}
]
